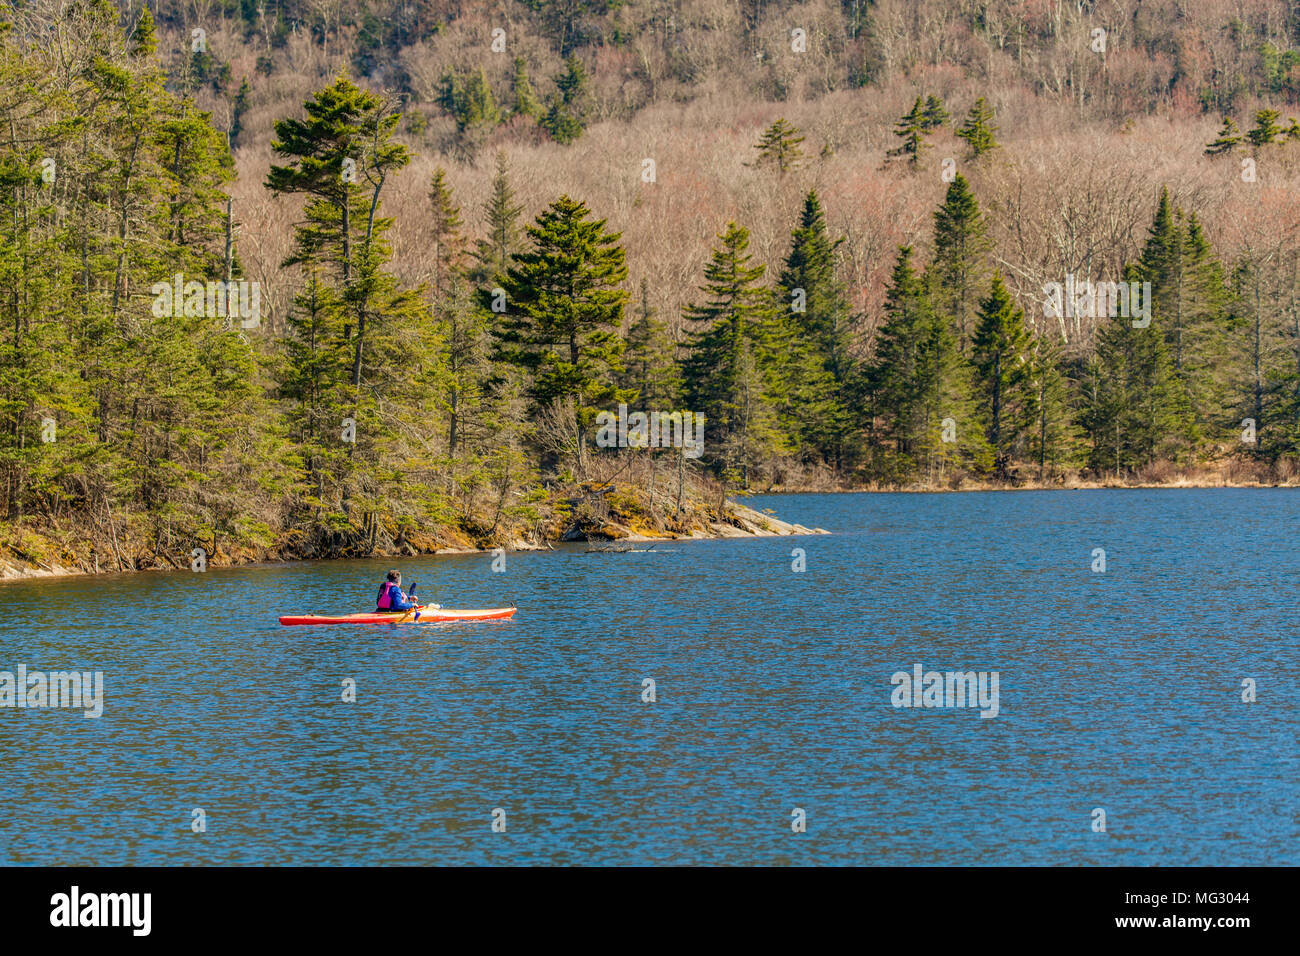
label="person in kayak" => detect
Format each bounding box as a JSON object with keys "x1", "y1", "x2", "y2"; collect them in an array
[{"x1": 376, "y1": 570, "x2": 418, "y2": 613}]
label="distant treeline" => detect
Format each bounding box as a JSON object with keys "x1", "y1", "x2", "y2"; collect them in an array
[{"x1": 135, "y1": 0, "x2": 1300, "y2": 130}]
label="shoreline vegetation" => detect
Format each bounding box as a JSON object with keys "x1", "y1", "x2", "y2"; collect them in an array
[
  {"x1": 9, "y1": 464, "x2": 1300, "y2": 581},
  {"x1": 0, "y1": 476, "x2": 829, "y2": 581},
  {"x1": 7, "y1": 473, "x2": 1296, "y2": 581},
  {"x1": 8, "y1": 5, "x2": 1300, "y2": 583},
  {"x1": 765, "y1": 458, "x2": 1300, "y2": 493}
]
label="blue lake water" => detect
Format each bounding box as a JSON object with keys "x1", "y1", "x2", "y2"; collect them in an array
[{"x1": 0, "y1": 489, "x2": 1295, "y2": 865}]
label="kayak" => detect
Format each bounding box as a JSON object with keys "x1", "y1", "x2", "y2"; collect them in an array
[{"x1": 278, "y1": 606, "x2": 516, "y2": 626}]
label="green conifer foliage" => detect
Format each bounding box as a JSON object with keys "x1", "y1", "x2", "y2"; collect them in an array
[
  {"x1": 956, "y1": 97, "x2": 999, "y2": 159},
  {"x1": 682, "y1": 222, "x2": 786, "y2": 480},
  {"x1": 929, "y1": 173, "x2": 992, "y2": 353},
  {"x1": 971, "y1": 274, "x2": 1033, "y2": 474},
  {"x1": 751, "y1": 118, "x2": 805, "y2": 174},
  {"x1": 489, "y1": 195, "x2": 632, "y2": 433}
]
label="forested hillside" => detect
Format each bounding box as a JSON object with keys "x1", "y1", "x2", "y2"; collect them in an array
[{"x1": 5, "y1": 0, "x2": 1300, "y2": 574}]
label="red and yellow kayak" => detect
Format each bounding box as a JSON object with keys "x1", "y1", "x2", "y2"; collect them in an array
[{"x1": 278, "y1": 606, "x2": 516, "y2": 626}]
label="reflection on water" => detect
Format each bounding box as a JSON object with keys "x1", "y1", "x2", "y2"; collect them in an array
[{"x1": 0, "y1": 488, "x2": 1296, "y2": 865}]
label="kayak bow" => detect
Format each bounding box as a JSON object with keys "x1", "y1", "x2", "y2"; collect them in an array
[{"x1": 278, "y1": 606, "x2": 516, "y2": 626}]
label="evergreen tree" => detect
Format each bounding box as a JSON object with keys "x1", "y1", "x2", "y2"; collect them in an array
[
  {"x1": 488, "y1": 195, "x2": 632, "y2": 440},
  {"x1": 436, "y1": 68, "x2": 501, "y2": 146},
  {"x1": 511, "y1": 56, "x2": 541, "y2": 119},
  {"x1": 622, "y1": 278, "x2": 682, "y2": 409},
  {"x1": 231, "y1": 78, "x2": 251, "y2": 149},
  {"x1": 472, "y1": 151, "x2": 525, "y2": 284},
  {"x1": 956, "y1": 97, "x2": 999, "y2": 159},
  {"x1": 920, "y1": 94, "x2": 949, "y2": 130},
  {"x1": 868, "y1": 244, "x2": 989, "y2": 481},
  {"x1": 681, "y1": 222, "x2": 786, "y2": 478},
  {"x1": 1128, "y1": 189, "x2": 1229, "y2": 435},
  {"x1": 1025, "y1": 331, "x2": 1077, "y2": 478},
  {"x1": 1226, "y1": 249, "x2": 1296, "y2": 462},
  {"x1": 750, "y1": 118, "x2": 805, "y2": 174},
  {"x1": 887, "y1": 96, "x2": 928, "y2": 168},
  {"x1": 1247, "y1": 108, "x2": 1283, "y2": 147},
  {"x1": 866, "y1": 246, "x2": 931, "y2": 477},
  {"x1": 428, "y1": 167, "x2": 463, "y2": 300},
  {"x1": 1081, "y1": 304, "x2": 1190, "y2": 473},
  {"x1": 424, "y1": 167, "x2": 480, "y2": 460},
  {"x1": 541, "y1": 54, "x2": 590, "y2": 144},
  {"x1": 459, "y1": 69, "x2": 500, "y2": 131},
  {"x1": 279, "y1": 270, "x2": 349, "y2": 510},
  {"x1": 1204, "y1": 116, "x2": 1242, "y2": 155},
  {"x1": 913, "y1": 301, "x2": 990, "y2": 481},
  {"x1": 268, "y1": 75, "x2": 436, "y2": 536},
  {"x1": 130, "y1": 5, "x2": 157, "y2": 58},
  {"x1": 436, "y1": 68, "x2": 463, "y2": 116},
  {"x1": 0, "y1": 3, "x2": 292, "y2": 560},
  {"x1": 1180, "y1": 212, "x2": 1233, "y2": 427},
  {"x1": 971, "y1": 274, "x2": 1033, "y2": 474},
  {"x1": 929, "y1": 173, "x2": 991, "y2": 353},
  {"x1": 440, "y1": 272, "x2": 494, "y2": 462},
  {"x1": 776, "y1": 190, "x2": 853, "y2": 466}
]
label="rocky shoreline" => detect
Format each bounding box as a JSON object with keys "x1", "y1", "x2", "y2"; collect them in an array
[{"x1": 0, "y1": 500, "x2": 828, "y2": 582}]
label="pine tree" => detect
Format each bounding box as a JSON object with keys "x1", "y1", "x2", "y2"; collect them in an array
[
  {"x1": 622, "y1": 278, "x2": 682, "y2": 409},
  {"x1": 1179, "y1": 212, "x2": 1233, "y2": 429},
  {"x1": 913, "y1": 302, "x2": 990, "y2": 482},
  {"x1": 511, "y1": 56, "x2": 541, "y2": 119},
  {"x1": 929, "y1": 173, "x2": 991, "y2": 353},
  {"x1": 436, "y1": 68, "x2": 463, "y2": 116},
  {"x1": 472, "y1": 151, "x2": 525, "y2": 284},
  {"x1": 1129, "y1": 189, "x2": 1229, "y2": 437},
  {"x1": 681, "y1": 222, "x2": 787, "y2": 477},
  {"x1": 435, "y1": 68, "x2": 501, "y2": 148},
  {"x1": 488, "y1": 195, "x2": 632, "y2": 439},
  {"x1": 776, "y1": 190, "x2": 853, "y2": 466},
  {"x1": 1247, "y1": 108, "x2": 1283, "y2": 147},
  {"x1": 129, "y1": 5, "x2": 157, "y2": 58},
  {"x1": 424, "y1": 167, "x2": 479, "y2": 460},
  {"x1": 459, "y1": 70, "x2": 500, "y2": 131},
  {"x1": 887, "y1": 96, "x2": 928, "y2": 168},
  {"x1": 971, "y1": 274, "x2": 1033, "y2": 474},
  {"x1": 920, "y1": 94, "x2": 949, "y2": 130},
  {"x1": 750, "y1": 118, "x2": 805, "y2": 174},
  {"x1": 869, "y1": 244, "x2": 989, "y2": 481},
  {"x1": 1024, "y1": 332, "x2": 1077, "y2": 478},
  {"x1": 956, "y1": 97, "x2": 999, "y2": 159},
  {"x1": 1081, "y1": 303, "x2": 1190, "y2": 473},
  {"x1": 541, "y1": 54, "x2": 590, "y2": 144},
  {"x1": 1204, "y1": 116, "x2": 1242, "y2": 155},
  {"x1": 1226, "y1": 254, "x2": 1292, "y2": 460},
  {"x1": 231, "y1": 78, "x2": 251, "y2": 149},
  {"x1": 428, "y1": 167, "x2": 463, "y2": 300},
  {"x1": 279, "y1": 270, "x2": 349, "y2": 511},
  {"x1": 269, "y1": 75, "x2": 436, "y2": 535},
  {"x1": 866, "y1": 246, "x2": 931, "y2": 477},
  {"x1": 440, "y1": 271, "x2": 493, "y2": 462}
]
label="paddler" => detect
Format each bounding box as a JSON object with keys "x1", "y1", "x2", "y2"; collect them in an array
[{"x1": 375, "y1": 570, "x2": 418, "y2": 613}]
